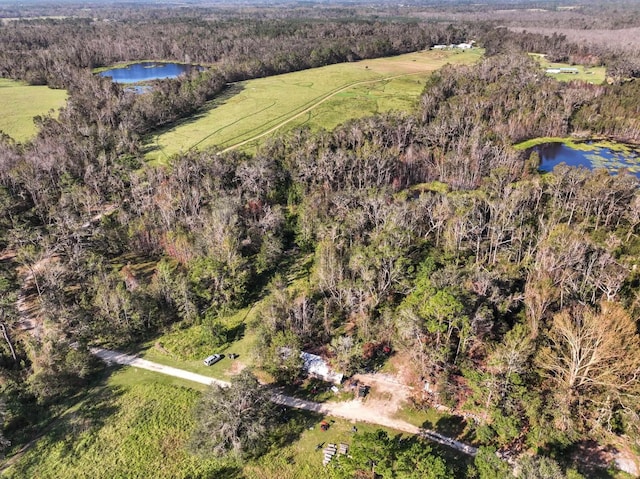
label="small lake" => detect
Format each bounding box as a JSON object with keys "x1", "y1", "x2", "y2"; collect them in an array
[
  {"x1": 98, "y1": 62, "x2": 203, "y2": 84},
  {"x1": 535, "y1": 142, "x2": 640, "y2": 178}
]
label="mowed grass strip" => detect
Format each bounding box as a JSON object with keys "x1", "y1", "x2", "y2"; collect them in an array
[
  {"x1": 0, "y1": 79, "x2": 67, "y2": 142},
  {"x1": 147, "y1": 49, "x2": 483, "y2": 161}
]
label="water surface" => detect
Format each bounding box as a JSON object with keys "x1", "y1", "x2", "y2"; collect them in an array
[
  {"x1": 99, "y1": 62, "x2": 202, "y2": 84},
  {"x1": 535, "y1": 142, "x2": 640, "y2": 178}
]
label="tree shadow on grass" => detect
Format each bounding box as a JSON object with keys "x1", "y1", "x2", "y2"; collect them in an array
[
  {"x1": 421, "y1": 414, "x2": 467, "y2": 438},
  {"x1": 268, "y1": 408, "x2": 324, "y2": 451},
  {"x1": 434, "y1": 415, "x2": 467, "y2": 439},
  {"x1": 1, "y1": 365, "x2": 125, "y2": 475},
  {"x1": 555, "y1": 440, "x2": 620, "y2": 479},
  {"x1": 225, "y1": 321, "x2": 246, "y2": 343},
  {"x1": 141, "y1": 82, "x2": 246, "y2": 155}
]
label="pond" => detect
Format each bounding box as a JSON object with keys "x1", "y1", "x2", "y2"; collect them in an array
[
  {"x1": 98, "y1": 62, "x2": 203, "y2": 84},
  {"x1": 534, "y1": 141, "x2": 640, "y2": 178}
]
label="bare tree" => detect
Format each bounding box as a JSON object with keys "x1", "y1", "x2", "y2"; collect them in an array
[
  {"x1": 537, "y1": 302, "x2": 640, "y2": 431},
  {"x1": 190, "y1": 370, "x2": 276, "y2": 458}
]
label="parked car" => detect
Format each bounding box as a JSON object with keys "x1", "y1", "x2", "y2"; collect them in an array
[{"x1": 203, "y1": 354, "x2": 222, "y2": 366}]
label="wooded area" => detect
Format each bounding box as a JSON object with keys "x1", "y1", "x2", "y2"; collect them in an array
[{"x1": 1, "y1": 1, "x2": 640, "y2": 477}]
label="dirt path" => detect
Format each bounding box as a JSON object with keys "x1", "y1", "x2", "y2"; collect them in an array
[
  {"x1": 90, "y1": 348, "x2": 231, "y2": 388},
  {"x1": 90, "y1": 347, "x2": 478, "y2": 456},
  {"x1": 351, "y1": 372, "x2": 413, "y2": 417}
]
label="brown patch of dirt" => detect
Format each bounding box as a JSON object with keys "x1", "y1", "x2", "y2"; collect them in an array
[
  {"x1": 351, "y1": 372, "x2": 413, "y2": 418},
  {"x1": 227, "y1": 360, "x2": 247, "y2": 376},
  {"x1": 388, "y1": 351, "x2": 422, "y2": 387},
  {"x1": 153, "y1": 342, "x2": 171, "y2": 356}
]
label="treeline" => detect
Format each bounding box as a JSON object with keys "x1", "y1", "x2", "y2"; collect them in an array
[
  {"x1": 0, "y1": 17, "x2": 466, "y2": 86},
  {"x1": 478, "y1": 27, "x2": 595, "y2": 64},
  {"x1": 474, "y1": 25, "x2": 640, "y2": 79},
  {"x1": 0, "y1": 15, "x2": 467, "y2": 140}
]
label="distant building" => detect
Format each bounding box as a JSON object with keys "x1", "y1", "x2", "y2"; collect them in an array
[
  {"x1": 546, "y1": 67, "x2": 579, "y2": 75},
  {"x1": 433, "y1": 42, "x2": 473, "y2": 50}
]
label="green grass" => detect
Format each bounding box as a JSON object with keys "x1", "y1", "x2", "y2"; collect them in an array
[
  {"x1": 1, "y1": 367, "x2": 233, "y2": 479},
  {"x1": 244, "y1": 414, "x2": 387, "y2": 479},
  {"x1": 530, "y1": 53, "x2": 606, "y2": 84},
  {"x1": 514, "y1": 136, "x2": 638, "y2": 153},
  {"x1": 513, "y1": 136, "x2": 620, "y2": 151},
  {"x1": 394, "y1": 404, "x2": 477, "y2": 445},
  {"x1": 0, "y1": 366, "x2": 437, "y2": 479},
  {"x1": 0, "y1": 79, "x2": 67, "y2": 142},
  {"x1": 146, "y1": 48, "x2": 483, "y2": 161},
  {"x1": 513, "y1": 136, "x2": 582, "y2": 150},
  {"x1": 140, "y1": 305, "x2": 259, "y2": 382}
]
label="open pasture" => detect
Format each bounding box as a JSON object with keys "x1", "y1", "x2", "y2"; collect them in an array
[
  {"x1": 147, "y1": 48, "x2": 482, "y2": 160},
  {"x1": 0, "y1": 79, "x2": 67, "y2": 142},
  {"x1": 531, "y1": 53, "x2": 606, "y2": 84}
]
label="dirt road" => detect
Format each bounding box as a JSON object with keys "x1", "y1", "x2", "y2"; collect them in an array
[
  {"x1": 90, "y1": 348, "x2": 231, "y2": 388},
  {"x1": 91, "y1": 347, "x2": 478, "y2": 456}
]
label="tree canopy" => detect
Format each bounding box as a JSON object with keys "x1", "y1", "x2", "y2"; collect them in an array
[{"x1": 190, "y1": 370, "x2": 276, "y2": 458}]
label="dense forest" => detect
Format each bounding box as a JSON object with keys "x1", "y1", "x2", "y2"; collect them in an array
[{"x1": 2, "y1": 2, "x2": 640, "y2": 477}]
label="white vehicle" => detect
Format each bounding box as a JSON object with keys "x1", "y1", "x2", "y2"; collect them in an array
[{"x1": 203, "y1": 354, "x2": 222, "y2": 366}]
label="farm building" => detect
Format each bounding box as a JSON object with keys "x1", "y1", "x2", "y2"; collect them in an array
[
  {"x1": 300, "y1": 351, "x2": 344, "y2": 384},
  {"x1": 547, "y1": 67, "x2": 579, "y2": 75},
  {"x1": 431, "y1": 43, "x2": 473, "y2": 50}
]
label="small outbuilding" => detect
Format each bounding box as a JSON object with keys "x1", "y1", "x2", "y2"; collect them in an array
[{"x1": 300, "y1": 351, "x2": 344, "y2": 385}]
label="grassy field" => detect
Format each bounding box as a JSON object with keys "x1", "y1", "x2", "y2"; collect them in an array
[
  {"x1": 146, "y1": 48, "x2": 483, "y2": 161},
  {"x1": 530, "y1": 53, "x2": 606, "y2": 84},
  {"x1": 0, "y1": 79, "x2": 67, "y2": 142},
  {"x1": 1, "y1": 366, "x2": 444, "y2": 479},
  {"x1": 1, "y1": 368, "x2": 229, "y2": 479},
  {"x1": 513, "y1": 136, "x2": 636, "y2": 151},
  {"x1": 140, "y1": 306, "x2": 259, "y2": 382},
  {"x1": 513, "y1": 136, "x2": 587, "y2": 150}
]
